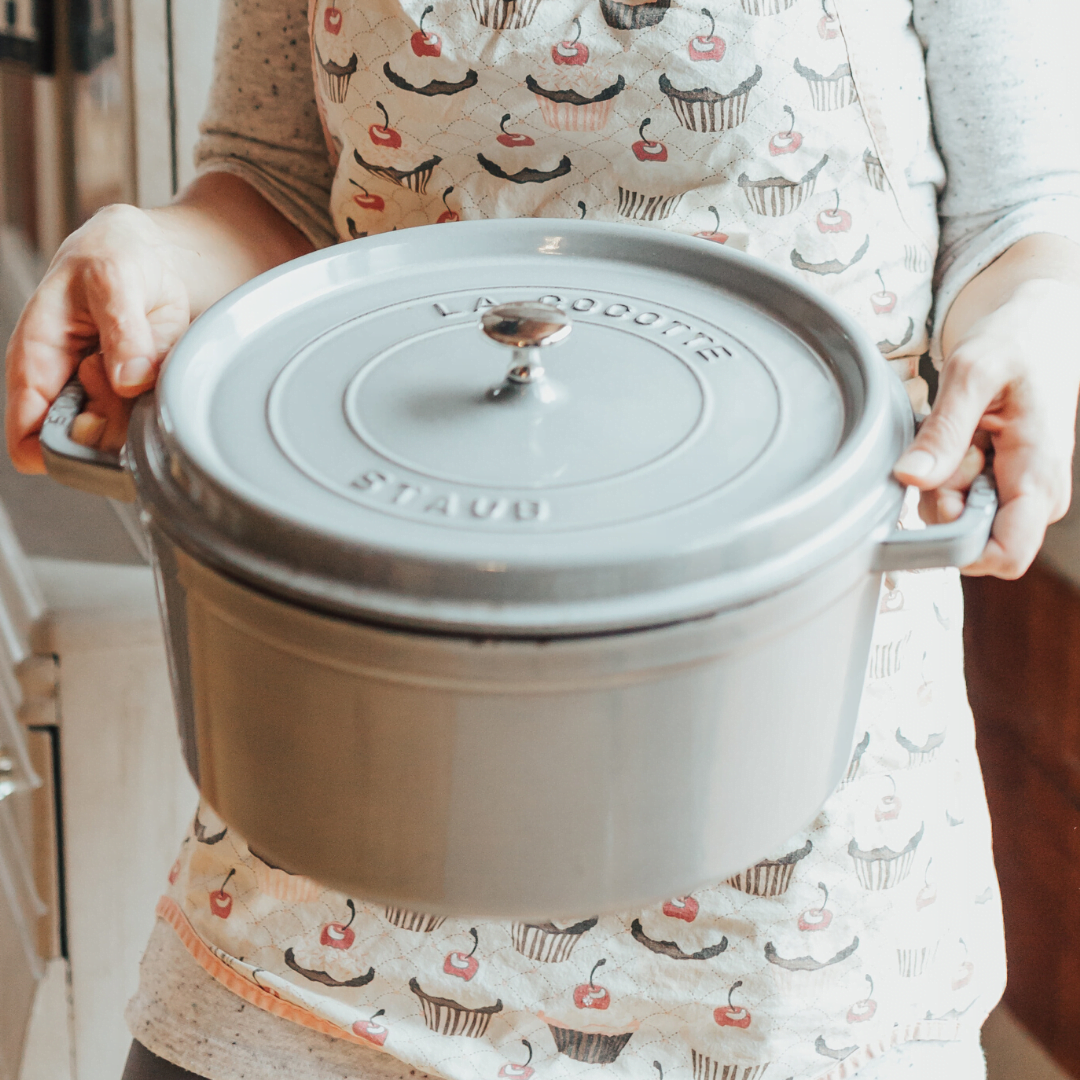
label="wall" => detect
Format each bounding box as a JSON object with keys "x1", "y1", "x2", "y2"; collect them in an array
[{"x1": 131, "y1": 0, "x2": 220, "y2": 207}]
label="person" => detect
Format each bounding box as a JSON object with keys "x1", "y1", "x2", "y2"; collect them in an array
[{"x1": 6, "y1": 1, "x2": 1080, "y2": 1077}]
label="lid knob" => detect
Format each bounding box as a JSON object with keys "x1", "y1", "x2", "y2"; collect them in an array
[{"x1": 482, "y1": 302, "x2": 571, "y2": 387}]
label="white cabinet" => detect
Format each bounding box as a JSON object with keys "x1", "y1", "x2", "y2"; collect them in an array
[
  {"x1": 0, "y1": 505, "x2": 198, "y2": 1080},
  {"x1": 29, "y1": 559, "x2": 198, "y2": 1080}
]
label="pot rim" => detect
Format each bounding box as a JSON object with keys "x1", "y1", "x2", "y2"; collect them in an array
[{"x1": 132, "y1": 220, "x2": 909, "y2": 635}]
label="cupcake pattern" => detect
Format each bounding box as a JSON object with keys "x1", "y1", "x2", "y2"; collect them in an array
[
  {"x1": 154, "y1": 5, "x2": 1003, "y2": 1079},
  {"x1": 512, "y1": 917, "x2": 598, "y2": 962},
  {"x1": 304, "y1": 0, "x2": 940, "y2": 378},
  {"x1": 164, "y1": 533, "x2": 1004, "y2": 1080},
  {"x1": 599, "y1": 0, "x2": 671, "y2": 30},
  {"x1": 470, "y1": 0, "x2": 541, "y2": 30},
  {"x1": 314, "y1": 41, "x2": 357, "y2": 104},
  {"x1": 410, "y1": 977, "x2": 504, "y2": 1036},
  {"x1": 527, "y1": 72, "x2": 626, "y2": 131},
  {"x1": 727, "y1": 839, "x2": 812, "y2": 896},
  {"x1": 738, "y1": 153, "x2": 827, "y2": 216},
  {"x1": 659, "y1": 66, "x2": 762, "y2": 132}
]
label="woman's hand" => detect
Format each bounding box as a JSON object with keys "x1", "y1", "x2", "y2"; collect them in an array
[
  {"x1": 893, "y1": 234, "x2": 1080, "y2": 578},
  {"x1": 5, "y1": 172, "x2": 314, "y2": 474},
  {"x1": 5, "y1": 204, "x2": 190, "y2": 470}
]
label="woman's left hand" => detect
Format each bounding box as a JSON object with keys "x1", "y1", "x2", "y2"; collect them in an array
[{"x1": 893, "y1": 234, "x2": 1080, "y2": 578}]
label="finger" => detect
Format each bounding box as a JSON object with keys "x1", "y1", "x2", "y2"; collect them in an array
[
  {"x1": 77, "y1": 354, "x2": 134, "y2": 453},
  {"x1": 4, "y1": 276, "x2": 87, "y2": 473},
  {"x1": 894, "y1": 348, "x2": 1000, "y2": 490},
  {"x1": 77, "y1": 350, "x2": 113, "y2": 400},
  {"x1": 70, "y1": 412, "x2": 106, "y2": 448},
  {"x1": 919, "y1": 444, "x2": 986, "y2": 525},
  {"x1": 81, "y1": 257, "x2": 158, "y2": 396},
  {"x1": 961, "y1": 488, "x2": 1052, "y2": 579}
]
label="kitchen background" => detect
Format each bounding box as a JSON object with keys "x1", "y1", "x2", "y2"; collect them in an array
[{"x1": 0, "y1": 2, "x2": 1078, "y2": 1079}]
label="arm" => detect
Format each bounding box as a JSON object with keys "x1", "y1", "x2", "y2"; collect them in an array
[
  {"x1": 193, "y1": 0, "x2": 336, "y2": 250},
  {"x1": 913, "y1": 0, "x2": 1080, "y2": 364},
  {"x1": 893, "y1": 1, "x2": 1080, "y2": 578},
  {"x1": 895, "y1": 234, "x2": 1080, "y2": 578}
]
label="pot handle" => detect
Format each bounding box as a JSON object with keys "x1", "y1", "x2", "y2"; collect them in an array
[
  {"x1": 874, "y1": 470, "x2": 998, "y2": 572},
  {"x1": 39, "y1": 378, "x2": 137, "y2": 503}
]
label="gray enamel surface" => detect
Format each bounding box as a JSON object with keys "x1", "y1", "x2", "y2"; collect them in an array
[{"x1": 143, "y1": 220, "x2": 907, "y2": 633}]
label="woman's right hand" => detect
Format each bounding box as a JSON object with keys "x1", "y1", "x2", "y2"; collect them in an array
[
  {"x1": 6, "y1": 173, "x2": 316, "y2": 475},
  {"x1": 5, "y1": 203, "x2": 191, "y2": 472}
]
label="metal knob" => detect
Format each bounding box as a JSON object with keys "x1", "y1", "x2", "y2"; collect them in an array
[{"x1": 481, "y1": 302, "x2": 572, "y2": 386}]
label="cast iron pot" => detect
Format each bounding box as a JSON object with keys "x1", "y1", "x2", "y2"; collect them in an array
[{"x1": 40, "y1": 220, "x2": 995, "y2": 917}]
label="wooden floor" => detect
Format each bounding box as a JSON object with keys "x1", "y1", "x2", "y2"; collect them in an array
[{"x1": 965, "y1": 564, "x2": 1080, "y2": 1080}]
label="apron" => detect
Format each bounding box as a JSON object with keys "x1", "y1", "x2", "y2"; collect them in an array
[{"x1": 158, "y1": 2, "x2": 1007, "y2": 1076}]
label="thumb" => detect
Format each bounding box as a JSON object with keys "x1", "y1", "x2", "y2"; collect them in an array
[
  {"x1": 81, "y1": 257, "x2": 159, "y2": 397},
  {"x1": 893, "y1": 354, "x2": 995, "y2": 490}
]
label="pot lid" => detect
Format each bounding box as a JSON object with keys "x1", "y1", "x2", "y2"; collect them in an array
[{"x1": 134, "y1": 220, "x2": 909, "y2": 635}]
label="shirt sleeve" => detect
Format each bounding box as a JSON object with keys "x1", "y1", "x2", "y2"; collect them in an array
[
  {"x1": 913, "y1": 0, "x2": 1080, "y2": 363},
  {"x1": 194, "y1": 0, "x2": 337, "y2": 249}
]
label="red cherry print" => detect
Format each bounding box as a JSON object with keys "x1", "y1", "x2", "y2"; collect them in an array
[
  {"x1": 817, "y1": 189, "x2": 852, "y2": 233},
  {"x1": 349, "y1": 179, "x2": 385, "y2": 213},
  {"x1": 818, "y1": 0, "x2": 840, "y2": 38},
  {"x1": 497, "y1": 113, "x2": 535, "y2": 148},
  {"x1": 632, "y1": 118, "x2": 667, "y2": 163},
  {"x1": 952, "y1": 938, "x2": 974, "y2": 990},
  {"x1": 695, "y1": 205, "x2": 728, "y2": 245},
  {"x1": 871, "y1": 269, "x2": 898, "y2": 313},
  {"x1": 252, "y1": 968, "x2": 282, "y2": 999},
  {"x1": 352, "y1": 1008, "x2": 389, "y2": 1047},
  {"x1": 411, "y1": 5, "x2": 442, "y2": 57},
  {"x1": 688, "y1": 8, "x2": 725, "y2": 63},
  {"x1": 713, "y1": 980, "x2": 751, "y2": 1028},
  {"x1": 573, "y1": 958, "x2": 611, "y2": 1010},
  {"x1": 875, "y1": 775, "x2": 901, "y2": 822},
  {"x1": 499, "y1": 1039, "x2": 535, "y2": 1080},
  {"x1": 662, "y1": 896, "x2": 699, "y2": 922},
  {"x1": 769, "y1": 105, "x2": 802, "y2": 156},
  {"x1": 916, "y1": 858, "x2": 937, "y2": 911},
  {"x1": 798, "y1": 881, "x2": 833, "y2": 931},
  {"x1": 444, "y1": 926, "x2": 479, "y2": 980},
  {"x1": 324, "y1": 4, "x2": 343, "y2": 34},
  {"x1": 369, "y1": 101, "x2": 402, "y2": 150},
  {"x1": 436, "y1": 186, "x2": 460, "y2": 224},
  {"x1": 168, "y1": 858, "x2": 181, "y2": 885},
  {"x1": 209, "y1": 868, "x2": 235, "y2": 919},
  {"x1": 552, "y1": 18, "x2": 589, "y2": 66},
  {"x1": 320, "y1": 898, "x2": 358, "y2": 949},
  {"x1": 880, "y1": 572, "x2": 903, "y2": 612},
  {"x1": 847, "y1": 974, "x2": 877, "y2": 1023}
]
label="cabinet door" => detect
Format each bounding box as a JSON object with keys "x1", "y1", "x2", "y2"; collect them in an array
[{"x1": 0, "y1": 789, "x2": 44, "y2": 1080}]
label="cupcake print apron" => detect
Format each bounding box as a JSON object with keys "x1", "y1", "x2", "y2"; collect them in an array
[{"x1": 157, "y1": 1, "x2": 1007, "y2": 1077}]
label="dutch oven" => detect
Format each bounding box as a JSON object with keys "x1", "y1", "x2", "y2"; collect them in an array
[{"x1": 40, "y1": 220, "x2": 995, "y2": 917}]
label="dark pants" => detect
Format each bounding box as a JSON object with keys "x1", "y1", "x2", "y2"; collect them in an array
[{"x1": 122, "y1": 1042, "x2": 207, "y2": 1080}]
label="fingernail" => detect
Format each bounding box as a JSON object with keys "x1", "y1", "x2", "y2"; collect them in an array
[
  {"x1": 116, "y1": 357, "x2": 153, "y2": 388},
  {"x1": 71, "y1": 412, "x2": 107, "y2": 447},
  {"x1": 895, "y1": 449, "x2": 935, "y2": 479}
]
